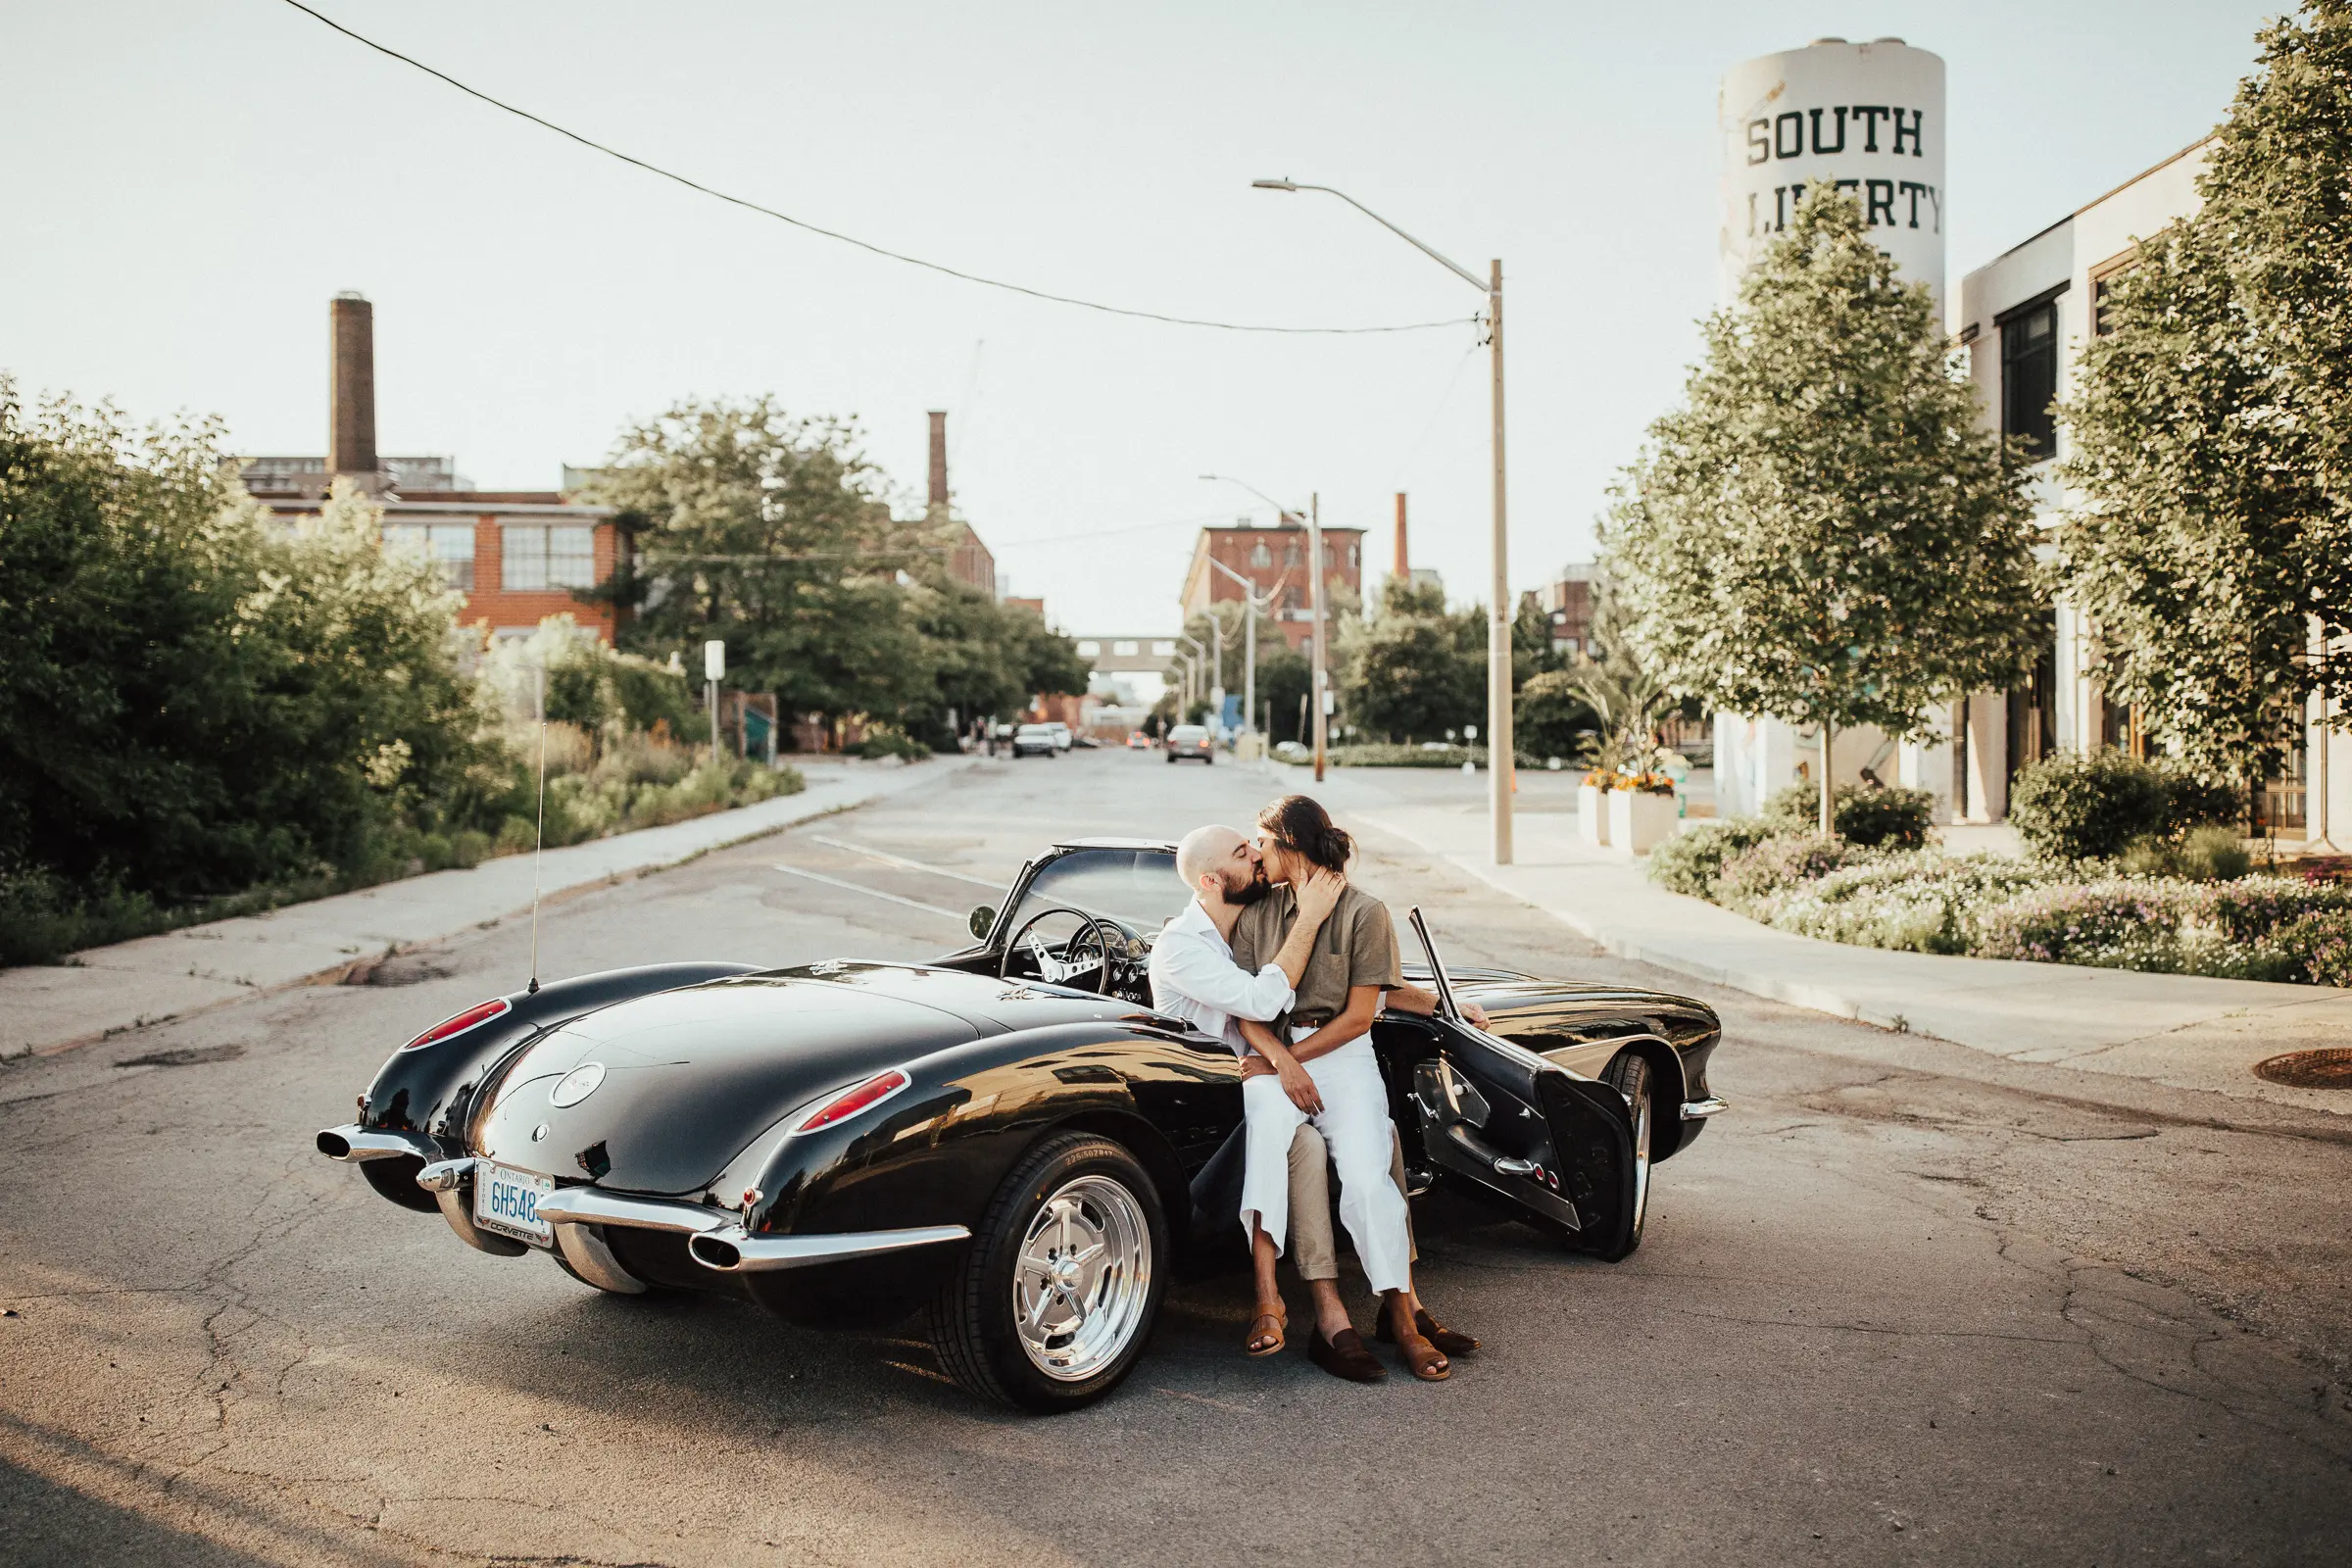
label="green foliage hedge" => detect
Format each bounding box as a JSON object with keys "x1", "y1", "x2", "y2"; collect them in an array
[
  {"x1": 1761, "y1": 782, "x2": 1937, "y2": 849},
  {"x1": 2006, "y1": 750, "x2": 2238, "y2": 862}
]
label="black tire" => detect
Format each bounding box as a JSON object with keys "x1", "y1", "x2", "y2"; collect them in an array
[
  {"x1": 1601, "y1": 1052, "x2": 1655, "y2": 1255},
  {"x1": 1165, "y1": 754, "x2": 1175, "y2": 764},
  {"x1": 927, "y1": 1131, "x2": 1166, "y2": 1412}
]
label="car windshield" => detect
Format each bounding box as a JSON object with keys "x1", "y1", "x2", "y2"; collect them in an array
[
  {"x1": 1169, "y1": 726, "x2": 1206, "y2": 742},
  {"x1": 1004, "y1": 849, "x2": 1187, "y2": 939},
  {"x1": 1017, "y1": 725, "x2": 1052, "y2": 735}
]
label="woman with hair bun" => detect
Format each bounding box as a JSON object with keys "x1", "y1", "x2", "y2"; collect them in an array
[{"x1": 1228, "y1": 794, "x2": 1480, "y2": 1383}]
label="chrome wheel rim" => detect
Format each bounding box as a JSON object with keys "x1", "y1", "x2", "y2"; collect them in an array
[
  {"x1": 1012, "y1": 1173, "x2": 1152, "y2": 1382},
  {"x1": 1628, "y1": 1074, "x2": 1653, "y2": 1231}
]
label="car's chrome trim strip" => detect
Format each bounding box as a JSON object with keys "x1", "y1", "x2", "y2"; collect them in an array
[
  {"x1": 686, "y1": 1223, "x2": 971, "y2": 1274},
  {"x1": 316, "y1": 1125, "x2": 435, "y2": 1163},
  {"x1": 535, "y1": 1188, "x2": 730, "y2": 1236},
  {"x1": 1681, "y1": 1097, "x2": 1730, "y2": 1120}
]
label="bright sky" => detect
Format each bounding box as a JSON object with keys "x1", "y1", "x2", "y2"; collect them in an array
[{"x1": 3, "y1": 0, "x2": 2279, "y2": 634}]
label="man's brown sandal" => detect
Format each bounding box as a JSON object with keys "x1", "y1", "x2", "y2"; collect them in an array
[
  {"x1": 1393, "y1": 1331, "x2": 1450, "y2": 1381},
  {"x1": 1306, "y1": 1327, "x2": 1387, "y2": 1383},
  {"x1": 1376, "y1": 1307, "x2": 1480, "y2": 1357},
  {"x1": 1246, "y1": 1311, "x2": 1287, "y2": 1358}
]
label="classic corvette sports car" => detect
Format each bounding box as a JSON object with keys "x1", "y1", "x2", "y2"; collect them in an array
[{"x1": 318, "y1": 838, "x2": 1726, "y2": 1410}]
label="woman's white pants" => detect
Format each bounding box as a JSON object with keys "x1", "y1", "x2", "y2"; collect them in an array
[{"x1": 1239, "y1": 1037, "x2": 1413, "y2": 1295}]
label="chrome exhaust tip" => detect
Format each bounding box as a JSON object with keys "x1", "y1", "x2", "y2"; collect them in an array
[
  {"x1": 687, "y1": 1231, "x2": 743, "y2": 1271},
  {"x1": 317, "y1": 1125, "x2": 435, "y2": 1163}
]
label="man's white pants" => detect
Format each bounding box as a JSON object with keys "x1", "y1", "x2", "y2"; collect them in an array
[{"x1": 1239, "y1": 1037, "x2": 1413, "y2": 1295}]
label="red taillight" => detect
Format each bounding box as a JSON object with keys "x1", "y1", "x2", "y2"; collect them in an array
[
  {"x1": 401, "y1": 998, "x2": 512, "y2": 1051},
  {"x1": 796, "y1": 1068, "x2": 911, "y2": 1132}
]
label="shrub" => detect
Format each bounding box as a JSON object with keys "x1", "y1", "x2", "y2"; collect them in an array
[
  {"x1": 1768, "y1": 853, "x2": 2055, "y2": 955},
  {"x1": 1968, "y1": 878, "x2": 2202, "y2": 968},
  {"x1": 1716, "y1": 833, "x2": 1875, "y2": 915},
  {"x1": 1647, "y1": 819, "x2": 1773, "y2": 899},
  {"x1": 2269, "y1": 910, "x2": 2352, "y2": 988},
  {"x1": 2201, "y1": 875, "x2": 2352, "y2": 944},
  {"x1": 2120, "y1": 824, "x2": 2252, "y2": 882},
  {"x1": 853, "y1": 726, "x2": 931, "y2": 761},
  {"x1": 2007, "y1": 751, "x2": 2238, "y2": 861},
  {"x1": 1762, "y1": 782, "x2": 1937, "y2": 849}
]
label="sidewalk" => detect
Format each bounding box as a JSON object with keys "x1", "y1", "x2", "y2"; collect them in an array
[
  {"x1": 1294, "y1": 765, "x2": 2352, "y2": 1117},
  {"x1": 0, "y1": 754, "x2": 977, "y2": 1058}
]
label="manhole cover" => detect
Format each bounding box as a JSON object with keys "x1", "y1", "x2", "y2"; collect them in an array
[{"x1": 2254, "y1": 1049, "x2": 2352, "y2": 1089}]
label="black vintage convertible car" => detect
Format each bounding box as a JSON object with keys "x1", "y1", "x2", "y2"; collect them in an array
[{"x1": 318, "y1": 838, "x2": 1726, "y2": 1410}]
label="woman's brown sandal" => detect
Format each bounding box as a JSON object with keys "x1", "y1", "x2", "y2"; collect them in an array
[
  {"x1": 1376, "y1": 1307, "x2": 1480, "y2": 1357},
  {"x1": 1246, "y1": 1311, "x2": 1287, "y2": 1357},
  {"x1": 1394, "y1": 1330, "x2": 1451, "y2": 1382},
  {"x1": 1306, "y1": 1327, "x2": 1388, "y2": 1382}
]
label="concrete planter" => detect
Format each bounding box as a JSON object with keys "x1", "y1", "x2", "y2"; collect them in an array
[
  {"x1": 1579, "y1": 783, "x2": 1611, "y2": 847},
  {"x1": 1609, "y1": 789, "x2": 1680, "y2": 857}
]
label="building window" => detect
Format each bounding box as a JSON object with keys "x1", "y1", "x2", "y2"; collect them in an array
[
  {"x1": 1999, "y1": 298, "x2": 2059, "y2": 463},
  {"x1": 1284, "y1": 541, "x2": 1300, "y2": 567},
  {"x1": 1250, "y1": 542, "x2": 1273, "y2": 567},
  {"x1": 503, "y1": 523, "x2": 597, "y2": 591},
  {"x1": 1113, "y1": 640, "x2": 1139, "y2": 657},
  {"x1": 1347, "y1": 542, "x2": 1358, "y2": 568},
  {"x1": 382, "y1": 521, "x2": 476, "y2": 592},
  {"x1": 1076, "y1": 640, "x2": 1101, "y2": 657},
  {"x1": 1151, "y1": 640, "x2": 1175, "y2": 656}
]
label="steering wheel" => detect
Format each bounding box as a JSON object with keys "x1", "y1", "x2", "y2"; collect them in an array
[{"x1": 997, "y1": 906, "x2": 1141, "y2": 995}]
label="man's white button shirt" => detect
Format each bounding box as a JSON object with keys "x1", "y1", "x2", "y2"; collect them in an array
[{"x1": 1148, "y1": 898, "x2": 1295, "y2": 1056}]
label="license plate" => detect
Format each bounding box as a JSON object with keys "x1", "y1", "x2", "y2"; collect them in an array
[{"x1": 473, "y1": 1161, "x2": 555, "y2": 1247}]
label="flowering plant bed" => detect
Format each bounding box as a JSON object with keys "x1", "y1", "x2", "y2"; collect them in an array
[{"x1": 1649, "y1": 820, "x2": 2352, "y2": 985}]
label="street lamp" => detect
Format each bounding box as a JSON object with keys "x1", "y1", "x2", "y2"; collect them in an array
[
  {"x1": 1202, "y1": 473, "x2": 1329, "y2": 781},
  {"x1": 1176, "y1": 635, "x2": 1209, "y2": 711},
  {"x1": 1253, "y1": 177, "x2": 1514, "y2": 863},
  {"x1": 1201, "y1": 555, "x2": 1274, "y2": 750}
]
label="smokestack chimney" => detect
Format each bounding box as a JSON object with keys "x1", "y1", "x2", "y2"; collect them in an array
[
  {"x1": 927, "y1": 410, "x2": 950, "y2": 514},
  {"x1": 1394, "y1": 492, "x2": 1409, "y2": 579},
  {"x1": 328, "y1": 292, "x2": 379, "y2": 487}
]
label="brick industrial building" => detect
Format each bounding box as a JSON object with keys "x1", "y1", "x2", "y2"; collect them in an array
[
  {"x1": 242, "y1": 293, "x2": 623, "y2": 642},
  {"x1": 1179, "y1": 513, "x2": 1365, "y2": 654}
]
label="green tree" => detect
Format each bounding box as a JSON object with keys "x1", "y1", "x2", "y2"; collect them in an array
[
  {"x1": 1600, "y1": 185, "x2": 2039, "y2": 832},
  {"x1": 0, "y1": 386, "x2": 493, "y2": 914},
  {"x1": 2056, "y1": 2, "x2": 2352, "y2": 786},
  {"x1": 595, "y1": 397, "x2": 934, "y2": 732},
  {"x1": 1344, "y1": 577, "x2": 1484, "y2": 743}
]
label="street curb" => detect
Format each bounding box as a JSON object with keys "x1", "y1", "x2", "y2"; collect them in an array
[{"x1": 5, "y1": 756, "x2": 977, "y2": 1059}]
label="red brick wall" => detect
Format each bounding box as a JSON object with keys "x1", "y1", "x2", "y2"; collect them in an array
[{"x1": 456, "y1": 516, "x2": 619, "y2": 642}]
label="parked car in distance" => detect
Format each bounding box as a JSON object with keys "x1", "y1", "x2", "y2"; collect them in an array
[
  {"x1": 1272, "y1": 740, "x2": 1311, "y2": 763},
  {"x1": 1011, "y1": 724, "x2": 1058, "y2": 759},
  {"x1": 1126, "y1": 731, "x2": 1152, "y2": 750},
  {"x1": 1047, "y1": 722, "x2": 1073, "y2": 753},
  {"x1": 1165, "y1": 724, "x2": 1214, "y2": 764}
]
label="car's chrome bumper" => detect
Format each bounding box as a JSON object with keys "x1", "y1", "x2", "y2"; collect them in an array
[
  {"x1": 391, "y1": 1164, "x2": 971, "y2": 1276},
  {"x1": 1680, "y1": 1097, "x2": 1730, "y2": 1121}
]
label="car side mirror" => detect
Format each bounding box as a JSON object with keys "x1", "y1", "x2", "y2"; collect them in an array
[{"x1": 969, "y1": 905, "x2": 997, "y2": 941}]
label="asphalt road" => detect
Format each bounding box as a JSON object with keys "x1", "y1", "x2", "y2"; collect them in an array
[{"x1": 5, "y1": 747, "x2": 2349, "y2": 1565}]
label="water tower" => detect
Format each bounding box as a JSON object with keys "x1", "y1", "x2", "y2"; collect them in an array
[{"x1": 1718, "y1": 37, "x2": 1946, "y2": 307}]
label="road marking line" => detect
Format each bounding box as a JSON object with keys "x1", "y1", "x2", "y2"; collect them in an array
[
  {"x1": 808, "y1": 834, "x2": 1004, "y2": 888},
  {"x1": 770, "y1": 864, "x2": 969, "y2": 921}
]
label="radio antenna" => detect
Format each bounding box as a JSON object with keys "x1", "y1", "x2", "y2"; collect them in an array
[{"x1": 527, "y1": 669, "x2": 547, "y2": 994}]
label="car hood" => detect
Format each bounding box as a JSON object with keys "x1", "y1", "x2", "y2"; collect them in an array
[{"x1": 470, "y1": 966, "x2": 1143, "y2": 1196}]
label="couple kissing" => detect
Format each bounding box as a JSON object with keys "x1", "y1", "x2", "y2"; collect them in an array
[{"x1": 1147, "y1": 793, "x2": 1480, "y2": 1383}]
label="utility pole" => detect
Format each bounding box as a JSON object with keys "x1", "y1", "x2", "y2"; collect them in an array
[
  {"x1": 1487, "y1": 258, "x2": 1514, "y2": 863},
  {"x1": 1309, "y1": 492, "x2": 1328, "y2": 783},
  {"x1": 1251, "y1": 180, "x2": 1512, "y2": 861}
]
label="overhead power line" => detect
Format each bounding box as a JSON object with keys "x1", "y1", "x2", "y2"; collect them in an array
[{"x1": 278, "y1": 1, "x2": 1479, "y2": 338}]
